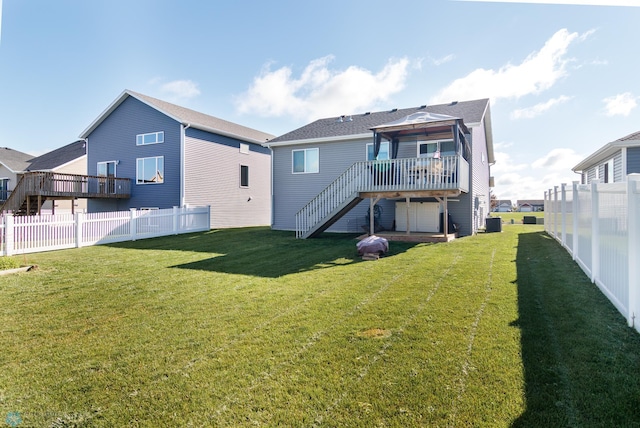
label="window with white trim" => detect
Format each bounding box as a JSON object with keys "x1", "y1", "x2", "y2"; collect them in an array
[
  {"x1": 366, "y1": 141, "x2": 390, "y2": 161},
  {"x1": 292, "y1": 148, "x2": 319, "y2": 174},
  {"x1": 0, "y1": 178, "x2": 8, "y2": 201},
  {"x1": 137, "y1": 156, "x2": 164, "y2": 184},
  {"x1": 136, "y1": 131, "x2": 164, "y2": 146},
  {"x1": 418, "y1": 140, "x2": 455, "y2": 158},
  {"x1": 240, "y1": 165, "x2": 249, "y2": 187},
  {"x1": 240, "y1": 143, "x2": 250, "y2": 154}
]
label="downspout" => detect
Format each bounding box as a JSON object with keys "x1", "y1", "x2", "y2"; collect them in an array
[
  {"x1": 180, "y1": 124, "x2": 191, "y2": 207},
  {"x1": 266, "y1": 144, "x2": 274, "y2": 228}
]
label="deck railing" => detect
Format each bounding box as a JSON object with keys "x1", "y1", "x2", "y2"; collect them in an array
[
  {"x1": 295, "y1": 155, "x2": 468, "y2": 238},
  {"x1": 1, "y1": 172, "x2": 131, "y2": 214}
]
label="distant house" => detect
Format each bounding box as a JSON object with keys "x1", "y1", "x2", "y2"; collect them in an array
[
  {"x1": 26, "y1": 139, "x2": 88, "y2": 213},
  {"x1": 517, "y1": 199, "x2": 543, "y2": 212},
  {"x1": 494, "y1": 200, "x2": 512, "y2": 212},
  {"x1": 0, "y1": 147, "x2": 34, "y2": 203},
  {"x1": 79, "y1": 90, "x2": 274, "y2": 228},
  {"x1": 264, "y1": 99, "x2": 494, "y2": 238},
  {"x1": 0, "y1": 142, "x2": 87, "y2": 214},
  {"x1": 573, "y1": 130, "x2": 640, "y2": 184}
]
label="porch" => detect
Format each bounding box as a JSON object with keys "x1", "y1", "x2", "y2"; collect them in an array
[
  {"x1": 295, "y1": 155, "x2": 468, "y2": 239},
  {"x1": 1, "y1": 172, "x2": 131, "y2": 216}
]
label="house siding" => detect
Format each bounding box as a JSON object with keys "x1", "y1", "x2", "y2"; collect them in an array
[
  {"x1": 87, "y1": 96, "x2": 182, "y2": 212},
  {"x1": 272, "y1": 137, "x2": 399, "y2": 233},
  {"x1": 184, "y1": 129, "x2": 271, "y2": 228}
]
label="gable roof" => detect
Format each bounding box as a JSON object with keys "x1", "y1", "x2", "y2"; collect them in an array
[
  {"x1": 27, "y1": 140, "x2": 87, "y2": 171},
  {"x1": 0, "y1": 147, "x2": 35, "y2": 173},
  {"x1": 573, "y1": 130, "x2": 640, "y2": 172},
  {"x1": 264, "y1": 98, "x2": 493, "y2": 162},
  {"x1": 517, "y1": 199, "x2": 544, "y2": 206},
  {"x1": 79, "y1": 90, "x2": 274, "y2": 145}
]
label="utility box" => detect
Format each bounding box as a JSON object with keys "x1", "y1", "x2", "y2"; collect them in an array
[
  {"x1": 523, "y1": 216, "x2": 537, "y2": 224},
  {"x1": 485, "y1": 217, "x2": 502, "y2": 233}
]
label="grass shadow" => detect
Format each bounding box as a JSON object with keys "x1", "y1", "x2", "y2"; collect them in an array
[
  {"x1": 105, "y1": 227, "x2": 420, "y2": 278},
  {"x1": 511, "y1": 230, "x2": 640, "y2": 426}
]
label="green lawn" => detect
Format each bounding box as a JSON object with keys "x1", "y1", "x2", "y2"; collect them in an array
[{"x1": 2, "y1": 226, "x2": 640, "y2": 427}]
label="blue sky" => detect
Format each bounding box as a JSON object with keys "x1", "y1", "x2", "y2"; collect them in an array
[{"x1": 1, "y1": 0, "x2": 639, "y2": 202}]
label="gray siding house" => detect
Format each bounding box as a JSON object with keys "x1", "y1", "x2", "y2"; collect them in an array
[
  {"x1": 0, "y1": 147, "x2": 34, "y2": 203},
  {"x1": 573, "y1": 130, "x2": 640, "y2": 184},
  {"x1": 264, "y1": 99, "x2": 494, "y2": 238},
  {"x1": 79, "y1": 90, "x2": 274, "y2": 228}
]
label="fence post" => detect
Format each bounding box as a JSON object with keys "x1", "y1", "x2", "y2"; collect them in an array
[
  {"x1": 561, "y1": 183, "x2": 567, "y2": 246},
  {"x1": 5, "y1": 215, "x2": 13, "y2": 257},
  {"x1": 572, "y1": 181, "x2": 579, "y2": 261},
  {"x1": 173, "y1": 206, "x2": 179, "y2": 234},
  {"x1": 627, "y1": 175, "x2": 640, "y2": 329},
  {"x1": 75, "y1": 212, "x2": 83, "y2": 248},
  {"x1": 130, "y1": 208, "x2": 137, "y2": 241},
  {"x1": 553, "y1": 186, "x2": 559, "y2": 240},
  {"x1": 591, "y1": 180, "x2": 600, "y2": 283}
]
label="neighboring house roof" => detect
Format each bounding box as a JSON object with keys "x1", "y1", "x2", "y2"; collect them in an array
[
  {"x1": 497, "y1": 200, "x2": 513, "y2": 206},
  {"x1": 517, "y1": 199, "x2": 543, "y2": 206},
  {"x1": 27, "y1": 140, "x2": 87, "y2": 171},
  {"x1": 0, "y1": 147, "x2": 35, "y2": 173},
  {"x1": 573, "y1": 130, "x2": 640, "y2": 172},
  {"x1": 264, "y1": 98, "x2": 493, "y2": 163},
  {"x1": 79, "y1": 90, "x2": 275, "y2": 145}
]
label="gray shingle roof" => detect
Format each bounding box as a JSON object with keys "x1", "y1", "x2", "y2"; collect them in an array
[
  {"x1": 267, "y1": 99, "x2": 490, "y2": 144},
  {"x1": 80, "y1": 90, "x2": 275, "y2": 145},
  {"x1": 0, "y1": 147, "x2": 35, "y2": 172},
  {"x1": 27, "y1": 140, "x2": 86, "y2": 171},
  {"x1": 616, "y1": 130, "x2": 640, "y2": 142}
]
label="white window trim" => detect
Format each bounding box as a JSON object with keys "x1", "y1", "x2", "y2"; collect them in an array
[
  {"x1": 240, "y1": 143, "x2": 250, "y2": 154},
  {"x1": 136, "y1": 131, "x2": 164, "y2": 146},
  {"x1": 292, "y1": 148, "x2": 319, "y2": 174},
  {"x1": 417, "y1": 139, "x2": 455, "y2": 158},
  {"x1": 136, "y1": 156, "x2": 164, "y2": 185},
  {"x1": 366, "y1": 141, "x2": 390, "y2": 161},
  {"x1": 97, "y1": 161, "x2": 118, "y2": 176}
]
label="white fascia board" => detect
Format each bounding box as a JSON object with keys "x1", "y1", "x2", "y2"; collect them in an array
[
  {"x1": 573, "y1": 139, "x2": 640, "y2": 172},
  {"x1": 263, "y1": 133, "x2": 371, "y2": 148},
  {"x1": 187, "y1": 123, "x2": 271, "y2": 146}
]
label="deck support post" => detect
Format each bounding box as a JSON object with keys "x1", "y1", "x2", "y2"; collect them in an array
[
  {"x1": 444, "y1": 196, "x2": 449, "y2": 239},
  {"x1": 405, "y1": 197, "x2": 411, "y2": 235}
]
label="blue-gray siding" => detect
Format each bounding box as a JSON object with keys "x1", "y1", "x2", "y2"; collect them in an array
[
  {"x1": 87, "y1": 96, "x2": 181, "y2": 212},
  {"x1": 628, "y1": 147, "x2": 640, "y2": 175}
]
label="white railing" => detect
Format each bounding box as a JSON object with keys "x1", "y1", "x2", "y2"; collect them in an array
[
  {"x1": 295, "y1": 155, "x2": 469, "y2": 238},
  {"x1": 0, "y1": 206, "x2": 210, "y2": 256},
  {"x1": 545, "y1": 175, "x2": 640, "y2": 333}
]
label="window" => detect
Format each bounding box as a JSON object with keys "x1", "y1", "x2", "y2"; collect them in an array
[
  {"x1": 137, "y1": 156, "x2": 164, "y2": 184},
  {"x1": 366, "y1": 141, "x2": 390, "y2": 161},
  {"x1": 418, "y1": 140, "x2": 455, "y2": 158},
  {"x1": 136, "y1": 131, "x2": 164, "y2": 146},
  {"x1": 240, "y1": 143, "x2": 250, "y2": 154},
  {"x1": 0, "y1": 178, "x2": 8, "y2": 201},
  {"x1": 292, "y1": 148, "x2": 319, "y2": 174},
  {"x1": 240, "y1": 165, "x2": 249, "y2": 187}
]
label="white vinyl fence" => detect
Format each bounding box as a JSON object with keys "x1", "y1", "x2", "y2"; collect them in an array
[
  {"x1": 545, "y1": 175, "x2": 640, "y2": 333},
  {"x1": 0, "y1": 206, "x2": 210, "y2": 256}
]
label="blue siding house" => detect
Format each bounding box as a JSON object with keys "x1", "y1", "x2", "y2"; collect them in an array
[
  {"x1": 573, "y1": 130, "x2": 640, "y2": 184},
  {"x1": 80, "y1": 90, "x2": 274, "y2": 228},
  {"x1": 264, "y1": 99, "x2": 494, "y2": 239}
]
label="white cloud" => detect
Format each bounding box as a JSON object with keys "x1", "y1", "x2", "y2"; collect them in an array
[
  {"x1": 511, "y1": 95, "x2": 572, "y2": 119},
  {"x1": 429, "y1": 29, "x2": 585, "y2": 104},
  {"x1": 159, "y1": 80, "x2": 201, "y2": 101},
  {"x1": 235, "y1": 56, "x2": 410, "y2": 120},
  {"x1": 603, "y1": 92, "x2": 638, "y2": 116},
  {"x1": 491, "y1": 145, "x2": 582, "y2": 201}
]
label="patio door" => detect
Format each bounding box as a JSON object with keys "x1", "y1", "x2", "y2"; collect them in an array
[{"x1": 97, "y1": 161, "x2": 117, "y2": 194}]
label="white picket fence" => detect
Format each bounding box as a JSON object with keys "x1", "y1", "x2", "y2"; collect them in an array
[
  {"x1": 544, "y1": 174, "x2": 640, "y2": 333},
  {"x1": 0, "y1": 206, "x2": 210, "y2": 256}
]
